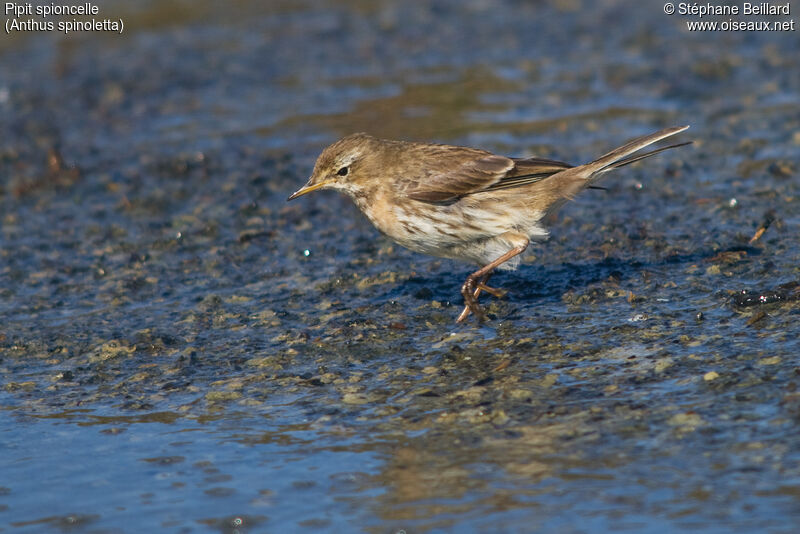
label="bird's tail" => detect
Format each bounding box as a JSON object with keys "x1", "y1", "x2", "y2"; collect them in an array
[{"x1": 582, "y1": 125, "x2": 691, "y2": 178}]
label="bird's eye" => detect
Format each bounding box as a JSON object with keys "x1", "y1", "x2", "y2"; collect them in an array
[{"x1": 337, "y1": 166, "x2": 349, "y2": 176}]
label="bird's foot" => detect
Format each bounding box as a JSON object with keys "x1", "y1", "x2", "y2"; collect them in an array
[
  {"x1": 477, "y1": 283, "x2": 507, "y2": 299},
  {"x1": 458, "y1": 278, "x2": 487, "y2": 323},
  {"x1": 454, "y1": 237, "x2": 528, "y2": 323}
]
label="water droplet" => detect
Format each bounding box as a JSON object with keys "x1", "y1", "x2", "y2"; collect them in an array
[
  {"x1": 303, "y1": 249, "x2": 310, "y2": 257},
  {"x1": 728, "y1": 198, "x2": 738, "y2": 208}
]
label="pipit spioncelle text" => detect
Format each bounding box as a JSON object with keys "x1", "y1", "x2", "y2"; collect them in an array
[{"x1": 289, "y1": 126, "x2": 691, "y2": 322}]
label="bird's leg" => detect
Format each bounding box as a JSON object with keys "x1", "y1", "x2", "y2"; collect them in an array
[{"x1": 457, "y1": 238, "x2": 529, "y2": 323}]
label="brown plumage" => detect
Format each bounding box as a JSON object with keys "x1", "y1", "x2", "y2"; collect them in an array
[{"x1": 289, "y1": 126, "x2": 691, "y2": 322}]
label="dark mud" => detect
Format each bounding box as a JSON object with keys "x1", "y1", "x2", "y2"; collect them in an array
[{"x1": 1, "y1": 1, "x2": 799, "y2": 532}]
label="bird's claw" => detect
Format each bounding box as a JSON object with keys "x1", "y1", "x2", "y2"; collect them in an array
[
  {"x1": 477, "y1": 283, "x2": 507, "y2": 299},
  {"x1": 459, "y1": 279, "x2": 488, "y2": 323}
]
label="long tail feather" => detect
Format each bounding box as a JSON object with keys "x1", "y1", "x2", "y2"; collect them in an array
[
  {"x1": 582, "y1": 125, "x2": 690, "y2": 177},
  {"x1": 602, "y1": 140, "x2": 693, "y2": 172}
]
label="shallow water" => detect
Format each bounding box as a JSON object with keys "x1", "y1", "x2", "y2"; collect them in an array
[{"x1": 2, "y1": 0, "x2": 800, "y2": 532}]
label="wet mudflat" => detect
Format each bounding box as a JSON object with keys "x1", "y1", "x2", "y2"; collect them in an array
[{"x1": 1, "y1": 1, "x2": 799, "y2": 532}]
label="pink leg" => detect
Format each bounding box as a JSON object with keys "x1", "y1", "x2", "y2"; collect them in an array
[{"x1": 456, "y1": 241, "x2": 529, "y2": 323}]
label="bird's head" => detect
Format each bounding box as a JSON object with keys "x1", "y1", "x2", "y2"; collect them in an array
[{"x1": 288, "y1": 133, "x2": 377, "y2": 201}]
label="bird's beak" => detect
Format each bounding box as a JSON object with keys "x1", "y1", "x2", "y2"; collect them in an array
[{"x1": 287, "y1": 179, "x2": 333, "y2": 201}]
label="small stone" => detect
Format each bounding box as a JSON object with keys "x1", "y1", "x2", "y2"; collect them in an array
[
  {"x1": 5, "y1": 381, "x2": 36, "y2": 392},
  {"x1": 668, "y1": 412, "x2": 705, "y2": 430},
  {"x1": 540, "y1": 373, "x2": 559, "y2": 387},
  {"x1": 246, "y1": 356, "x2": 282, "y2": 369},
  {"x1": 509, "y1": 388, "x2": 533, "y2": 400},
  {"x1": 355, "y1": 271, "x2": 397, "y2": 290},
  {"x1": 768, "y1": 160, "x2": 794, "y2": 177},
  {"x1": 205, "y1": 391, "x2": 242, "y2": 402},
  {"x1": 89, "y1": 340, "x2": 136, "y2": 362},
  {"x1": 491, "y1": 410, "x2": 510, "y2": 425},
  {"x1": 341, "y1": 393, "x2": 370, "y2": 405},
  {"x1": 703, "y1": 371, "x2": 719, "y2": 381},
  {"x1": 758, "y1": 356, "x2": 781, "y2": 366},
  {"x1": 655, "y1": 358, "x2": 673, "y2": 373}
]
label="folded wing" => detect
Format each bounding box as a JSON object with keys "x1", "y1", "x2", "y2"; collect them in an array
[{"x1": 407, "y1": 154, "x2": 571, "y2": 204}]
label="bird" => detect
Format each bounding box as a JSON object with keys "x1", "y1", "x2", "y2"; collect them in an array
[{"x1": 288, "y1": 126, "x2": 691, "y2": 322}]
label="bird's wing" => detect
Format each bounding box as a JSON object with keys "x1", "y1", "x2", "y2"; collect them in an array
[
  {"x1": 407, "y1": 153, "x2": 572, "y2": 204},
  {"x1": 406, "y1": 153, "x2": 515, "y2": 203},
  {"x1": 484, "y1": 158, "x2": 573, "y2": 192}
]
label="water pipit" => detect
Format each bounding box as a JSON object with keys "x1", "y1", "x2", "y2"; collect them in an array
[{"x1": 289, "y1": 126, "x2": 690, "y2": 322}]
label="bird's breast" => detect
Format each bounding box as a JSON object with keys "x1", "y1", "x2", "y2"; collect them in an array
[
  {"x1": 351, "y1": 190, "x2": 463, "y2": 255},
  {"x1": 350, "y1": 189, "x2": 548, "y2": 259}
]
